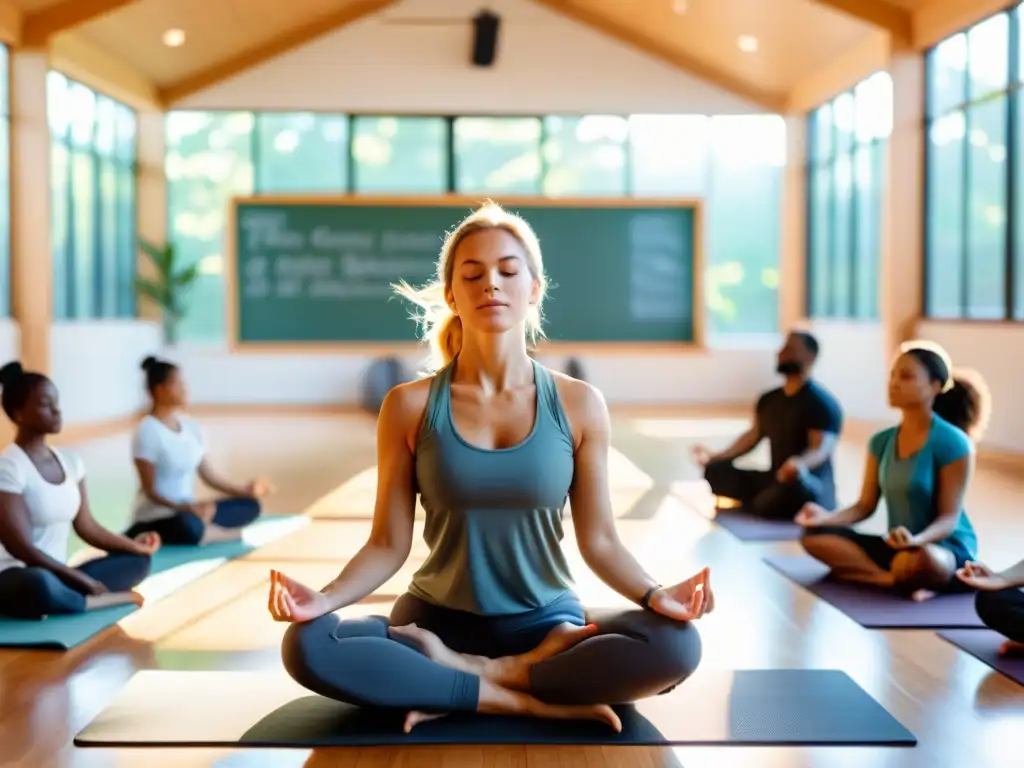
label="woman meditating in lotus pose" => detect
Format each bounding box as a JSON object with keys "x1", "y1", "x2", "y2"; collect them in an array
[
  {"x1": 957, "y1": 559, "x2": 1024, "y2": 657},
  {"x1": 797, "y1": 340, "x2": 990, "y2": 601},
  {"x1": 125, "y1": 356, "x2": 272, "y2": 547},
  {"x1": 268, "y1": 202, "x2": 712, "y2": 732},
  {"x1": 0, "y1": 362, "x2": 160, "y2": 620}
]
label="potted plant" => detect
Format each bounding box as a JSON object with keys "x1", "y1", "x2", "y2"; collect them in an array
[{"x1": 135, "y1": 237, "x2": 200, "y2": 346}]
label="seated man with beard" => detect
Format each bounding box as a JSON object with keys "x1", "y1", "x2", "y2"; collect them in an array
[{"x1": 691, "y1": 330, "x2": 843, "y2": 521}]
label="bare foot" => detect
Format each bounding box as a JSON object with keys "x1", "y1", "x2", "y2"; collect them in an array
[
  {"x1": 390, "y1": 621, "x2": 599, "y2": 693},
  {"x1": 998, "y1": 640, "x2": 1024, "y2": 657},
  {"x1": 403, "y1": 710, "x2": 450, "y2": 732},
  {"x1": 85, "y1": 591, "x2": 144, "y2": 611},
  {"x1": 484, "y1": 622, "x2": 600, "y2": 691},
  {"x1": 388, "y1": 624, "x2": 490, "y2": 676},
  {"x1": 910, "y1": 588, "x2": 937, "y2": 602},
  {"x1": 477, "y1": 679, "x2": 621, "y2": 731}
]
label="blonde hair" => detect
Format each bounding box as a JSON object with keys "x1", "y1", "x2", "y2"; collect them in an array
[{"x1": 394, "y1": 201, "x2": 548, "y2": 373}]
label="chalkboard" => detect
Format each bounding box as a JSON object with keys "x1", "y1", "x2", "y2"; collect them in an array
[{"x1": 228, "y1": 197, "x2": 700, "y2": 346}]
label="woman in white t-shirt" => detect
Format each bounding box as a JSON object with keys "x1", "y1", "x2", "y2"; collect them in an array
[
  {"x1": 0, "y1": 362, "x2": 161, "y2": 620},
  {"x1": 124, "y1": 356, "x2": 272, "y2": 546}
]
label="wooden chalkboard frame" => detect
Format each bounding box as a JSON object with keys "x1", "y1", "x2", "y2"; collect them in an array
[{"x1": 225, "y1": 194, "x2": 704, "y2": 354}]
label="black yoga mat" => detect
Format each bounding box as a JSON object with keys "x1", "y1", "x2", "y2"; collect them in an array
[
  {"x1": 765, "y1": 555, "x2": 984, "y2": 629},
  {"x1": 75, "y1": 668, "x2": 916, "y2": 747}
]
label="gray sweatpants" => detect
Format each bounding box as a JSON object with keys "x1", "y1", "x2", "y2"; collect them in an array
[{"x1": 281, "y1": 590, "x2": 702, "y2": 711}]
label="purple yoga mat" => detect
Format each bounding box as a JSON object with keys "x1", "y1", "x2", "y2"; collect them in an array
[
  {"x1": 764, "y1": 555, "x2": 985, "y2": 629},
  {"x1": 938, "y1": 630, "x2": 1024, "y2": 687},
  {"x1": 711, "y1": 509, "x2": 803, "y2": 541}
]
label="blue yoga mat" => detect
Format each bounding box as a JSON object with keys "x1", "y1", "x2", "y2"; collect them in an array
[{"x1": 0, "y1": 514, "x2": 306, "y2": 650}]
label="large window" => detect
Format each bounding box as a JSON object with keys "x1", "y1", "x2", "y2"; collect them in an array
[
  {"x1": 0, "y1": 45, "x2": 9, "y2": 318},
  {"x1": 924, "y1": 8, "x2": 1021, "y2": 320},
  {"x1": 806, "y1": 71, "x2": 893, "y2": 319},
  {"x1": 167, "y1": 110, "x2": 786, "y2": 343},
  {"x1": 48, "y1": 72, "x2": 137, "y2": 320}
]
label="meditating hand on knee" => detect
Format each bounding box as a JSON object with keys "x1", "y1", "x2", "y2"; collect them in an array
[{"x1": 957, "y1": 560, "x2": 1024, "y2": 655}]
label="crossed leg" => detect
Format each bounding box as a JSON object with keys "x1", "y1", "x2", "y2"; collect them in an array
[{"x1": 801, "y1": 527, "x2": 960, "y2": 600}]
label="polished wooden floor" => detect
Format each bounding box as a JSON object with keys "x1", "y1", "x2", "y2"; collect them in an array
[{"x1": 2, "y1": 410, "x2": 1022, "y2": 768}]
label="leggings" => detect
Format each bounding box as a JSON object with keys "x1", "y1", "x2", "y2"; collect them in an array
[
  {"x1": 125, "y1": 496, "x2": 261, "y2": 546},
  {"x1": 705, "y1": 458, "x2": 832, "y2": 520},
  {"x1": 975, "y1": 587, "x2": 1024, "y2": 643},
  {"x1": 281, "y1": 590, "x2": 702, "y2": 711},
  {"x1": 0, "y1": 551, "x2": 152, "y2": 620}
]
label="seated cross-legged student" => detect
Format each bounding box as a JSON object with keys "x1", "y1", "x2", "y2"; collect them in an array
[
  {"x1": 798, "y1": 340, "x2": 991, "y2": 601},
  {"x1": 691, "y1": 330, "x2": 843, "y2": 520},
  {"x1": 956, "y1": 560, "x2": 1024, "y2": 657},
  {"x1": 124, "y1": 356, "x2": 272, "y2": 547},
  {"x1": 0, "y1": 362, "x2": 159, "y2": 620}
]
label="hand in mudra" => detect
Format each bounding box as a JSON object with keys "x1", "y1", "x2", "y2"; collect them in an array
[
  {"x1": 956, "y1": 561, "x2": 1014, "y2": 591},
  {"x1": 249, "y1": 477, "x2": 275, "y2": 498},
  {"x1": 268, "y1": 570, "x2": 333, "y2": 623},
  {"x1": 648, "y1": 567, "x2": 715, "y2": 622}
]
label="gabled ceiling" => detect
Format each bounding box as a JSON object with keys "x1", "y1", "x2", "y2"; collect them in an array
[{"x1": 0, "y1": 0, "x2": 1004, "y2": 112}]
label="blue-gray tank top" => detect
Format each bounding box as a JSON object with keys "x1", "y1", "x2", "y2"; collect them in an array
[{"x1": 408, "y1": 359, "x2": 576, "y2": 616}]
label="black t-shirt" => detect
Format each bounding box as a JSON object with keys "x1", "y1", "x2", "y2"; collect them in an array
[{"x1": 756, "y1": 380, "x2": 843, "y2": 483}]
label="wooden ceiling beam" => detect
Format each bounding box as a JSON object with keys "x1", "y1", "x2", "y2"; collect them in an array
[
  {"x1": 0, "y1": 0, "x2": 22, "y2": 46},
  {"x1": 159, "y1": 0, "x2": 401, "y2": 107},
  {"x1": 531, "y1": 0, "x2": 788, "y2": 113},
  {"x1": 808, "y1": 0, "x2": 913, "y2": 48},
  {"x1": 21, "y1": 0, "x2": 139, "y2": 47}
]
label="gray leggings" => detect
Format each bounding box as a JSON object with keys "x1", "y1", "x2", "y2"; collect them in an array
[{"x1": 281, "y1": 590, "x2": 702, "y2": 711}]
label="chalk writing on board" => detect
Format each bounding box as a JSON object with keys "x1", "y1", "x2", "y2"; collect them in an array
[
  {"x1": 239, "y1": 210, "x2": 438, "y2": 302},
  {"x1": 627, "y1": 214, "x2": 686, "y2": 322}
]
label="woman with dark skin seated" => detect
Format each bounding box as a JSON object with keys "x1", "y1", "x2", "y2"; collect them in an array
[
  {"x1": 797, "y1": 341, "x2": 990, "y2": 602},
  {"x1": 124, "y1": 357, "x2": 272, "y2": 547},
  {"x1": 0, "y1": 362, "x2": 160, "y2": 620},
  {"x1": 268, "y1": 202, "x2": 713, "y2": 733},
  {"x1": 957, "y1": 560, "x2": 1024, "y2": 657}
]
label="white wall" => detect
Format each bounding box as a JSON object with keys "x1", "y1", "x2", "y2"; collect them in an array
[
  {"x1": 178, "y1": 0, "x2": 761, "y2": 115},
  {"x1": 50, "y1": 321, "x2": 163, "y2": 425},
  {"x1": 168, "y1": 344, "x2": 781, "y2": 407},
  {"x1": 917, "y1": 321, "x2": 1024, "y2": 454},
  {"x1": 810, "y1": 320, "x2": 893, "y2": 424}
]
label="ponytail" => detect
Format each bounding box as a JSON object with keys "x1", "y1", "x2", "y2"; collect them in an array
[
  {"x1": 901, "y1": 340, "x2": 991, "y2": 441},
  {"x1": 933, "y1": 370, "x2": 991, "y2": 442}
]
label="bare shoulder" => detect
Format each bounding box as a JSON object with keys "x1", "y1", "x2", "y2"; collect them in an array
[
  {"x1": 548, "y1": 368, "x2": 610, "y2": 445},
  {"x1": 379, "y1": 376, "x2": 434, "y2": 449}
]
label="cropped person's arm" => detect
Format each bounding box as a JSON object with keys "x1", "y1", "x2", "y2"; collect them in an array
[
  {"x1": 568, "y1": 383, "x2": 661, "y2": 604},
  {"x1": 0, "y1": 492, "x2": 97, "y2": 592},
  {"x1": 911, "y1": 453, "x2": 973, "y2": 546},
  {"x1": 72, "y1": 480, "x2": 146, "y2": 555},
  {"x1": 819, "y1": 451, "x2": 881, "y2": 526},
  {"x1": 791, "y1": 430, "x2": 837, "y2": 471},
  {"x1": 709, "y1": 409, "x2": 762, "y2": 462},
  {"x1": 317, "y1": 387, "x2": 419, "y2": 612},
  {"x1": 197, "y1": 460, "x2": 251, "y2": 499}
]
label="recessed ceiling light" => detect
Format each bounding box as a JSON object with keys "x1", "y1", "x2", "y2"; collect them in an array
[
  {"x1": 162, "y1": 28, "x2": 185, "y2": 47},
  {"x1": 737, "y1": 35, "x2": 758, "y2": 53},
  {"x1": 673, "y1": 0, "x2": 688, "y2": 13}
]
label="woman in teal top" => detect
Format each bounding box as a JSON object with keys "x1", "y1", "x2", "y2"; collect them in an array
[
  {"x1": 797, "y1": 340, "x2": 990, "y2": 601},
  {"x1": 265, "y1": 202, "x2": 712, "y2": 733}
]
